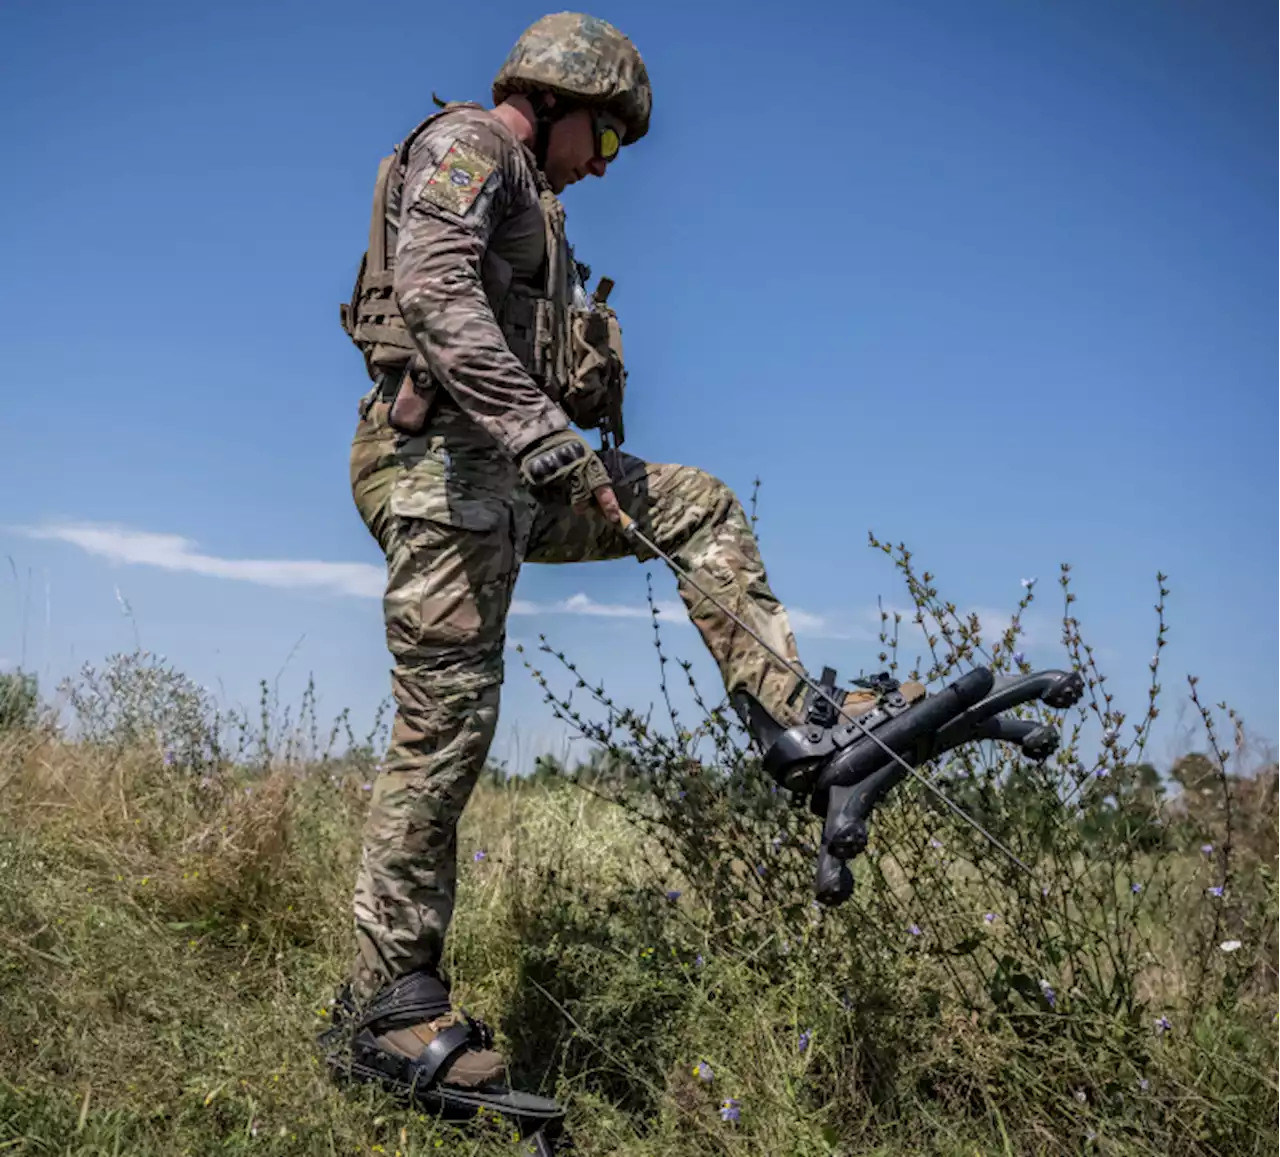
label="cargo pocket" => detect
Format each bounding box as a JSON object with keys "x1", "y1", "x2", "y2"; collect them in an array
[
  {"x1": 389, "y1": 445, "x2": 505, "y2": 532},
  {"x1": 384, "y1": 449, "x2": 517, "y2": 665}
]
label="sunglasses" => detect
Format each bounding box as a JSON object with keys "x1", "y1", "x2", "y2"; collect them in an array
[{"x1": 593, "y1": 112, "x2": 623, "y2": 163}]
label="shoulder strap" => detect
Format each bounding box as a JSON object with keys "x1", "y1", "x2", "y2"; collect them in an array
[{"x1": 367, "y1": 102, "x2": 488, "y2": 280}]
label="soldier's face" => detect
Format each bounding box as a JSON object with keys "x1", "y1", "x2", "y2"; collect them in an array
[{"x1": 544, "y1": 108, "x2": 610, "y2": 193}]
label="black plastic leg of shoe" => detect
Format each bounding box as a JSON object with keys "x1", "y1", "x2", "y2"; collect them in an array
[
  {"x1": 825, "y1": 759, "x2": 911, "y2": 861},
  {"x1": 915, "y1": 706, "x2": 1063, "y2": 766},
  {"x1": 967, "y1": 715, "x2": 1060, "y2": 762},
  {"x1": 814, "y1": 840, "x2": 854, "y2": 907},
  {"x1": 813, "y1": 667, "x2": 994, "y2": 796},
  {"x1": 825, "y1": 712, "x2": 1066, "y2": 859},
  {"x1": 923, "y1": 671, "x2": 1084, "y2": 755},
  {"x1": 821, "y1": 783, "x2": 867, "y2": 863},
  {"x1": 814, "y1": 670, "x2": 993, "y2": 860}
]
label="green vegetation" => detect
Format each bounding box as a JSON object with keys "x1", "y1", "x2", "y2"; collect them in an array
[{"x1": 0, "y1": 544, "x2": 1274, "y2": 1155}]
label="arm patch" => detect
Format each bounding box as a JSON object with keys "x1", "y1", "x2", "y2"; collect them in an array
[{"x1": 418, "y1": 140, "x2": 498, "y2": 217}]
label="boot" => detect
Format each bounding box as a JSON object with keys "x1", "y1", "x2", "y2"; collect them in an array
[
  {"x1": 733, "y1": 667, "x2": 928, "y2": 794},
  {"x1": 338, "y1": 971, "x2": 509, "y2": 1090},
  {"x1": 375, "y1": 1007, "x2": 508, "y2": 1088},
  {"x1": 320, "y1": 972, "x2": 566, "y2": 1138}
]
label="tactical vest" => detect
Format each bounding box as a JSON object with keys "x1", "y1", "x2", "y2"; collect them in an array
[{"x1": 340, "y1": 103, "x2": 626, "y2": 439}]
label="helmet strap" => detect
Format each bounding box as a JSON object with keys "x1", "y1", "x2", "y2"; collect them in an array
[{"x1": 532, "y1": 93, "x2": 570, "y2": 170}]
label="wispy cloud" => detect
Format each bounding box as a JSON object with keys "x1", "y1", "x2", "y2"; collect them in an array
[
  {"x1": 786, "y1": 608, "x2": 871, "y2": 641},
  {"x1": 19, "y1": 522, "x2": 386, "y2": 597},
  {"x1": 15, "y1": 520, "x2": 846, "y2": 637},
  {"x1": 517, "y1": 591, "x2": 686, "y2": 622}
]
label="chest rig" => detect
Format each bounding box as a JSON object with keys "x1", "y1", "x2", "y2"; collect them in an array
[{"x1": 340, "y1": 103, "x2": 627, "y2": 446}]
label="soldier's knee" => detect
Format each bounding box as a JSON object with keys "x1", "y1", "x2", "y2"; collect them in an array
[{"x1": 672, "y1": 465, "x2": 737, "y2": 521}]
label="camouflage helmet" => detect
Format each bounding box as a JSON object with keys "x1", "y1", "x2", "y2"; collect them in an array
[{"x1": 493, "y1": 12, "x2": 651, "y2": 146}]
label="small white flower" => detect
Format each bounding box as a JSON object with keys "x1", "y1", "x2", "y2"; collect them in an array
[
  {"x1": 1021, "y1": 577, "x2": 1037, "y2": 589},
  {"x1": 1219, "y1": 940, "x2": 1242, "y2": 953}
]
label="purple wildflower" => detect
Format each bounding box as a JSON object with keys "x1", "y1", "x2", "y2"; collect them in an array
[
  {"x1": 693, "y1": 1060, "x2": 713, "y2": 1083},
  {"x1": 1208, "y1": 885, "x2": 1224, "y2": 898},
  {"x1": 1039, "y1": 979, "x2": 1057, "y2": 1008},
  {"x1": 1137, "y1": 1078, "x2": 1149, "y2": 1092},
  {"x1": 163, "y1": 748, "x2": 177, "y2": 767},
  {"x1": 719, "y1": 1098, "x2": 740, "y2": 1124},
  {"x1": 1200, "y1": 843, "x2": 1214, "y2": 856},
  {"x1": 694, "y1": 953, "x2": 705, "y2": 969},
  {"x1": 665, "y1": 889, "x2": 681, "y2": 902},
  {"x1": 361, "y1": 783, "x2": 372, "y2": 792},
  {"x1": 907, "y1": 923, "x2": 922, "y2": 937},
  {"x1": 1094, "y1": 766, "x2": 1111, "y2": 778},
  {"x1": 755, "y1": 863, "x2": 766, "y2": 877},
  {"x1": 1012, "y1": 651, "x2": 1026, "y2": 666},
  {"x1": 1154, "y1": 1015, "x2": 1171, "y2": 1035},
  {"x1": 473, "y1": 850, "x2": 487, "y2": 862},
  {"x1": 1131, "y1": 882, "x2": 1143, "y2": 894},
  {"x1": 984, "y1": 912, "x2": 997, "y2": 924},
  {"x1": 798, "y1": 1029, "x2": 812, "y2": 1054},
  {"x1": 929, "y1": 838, "x2": 944, "y2": 850}
]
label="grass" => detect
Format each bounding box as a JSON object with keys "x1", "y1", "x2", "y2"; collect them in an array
[{"x1": 0, "y1": 549, "x2": 1275, "y2": 1156}]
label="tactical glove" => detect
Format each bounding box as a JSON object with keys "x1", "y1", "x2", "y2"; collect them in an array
[{"x1": 517, "y1": 430, "x2": 613, "y2": 507}]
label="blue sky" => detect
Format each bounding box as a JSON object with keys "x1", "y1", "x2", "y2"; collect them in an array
[{"x1": 1, "y1": 0, "x2": 1275, "y2": 771}]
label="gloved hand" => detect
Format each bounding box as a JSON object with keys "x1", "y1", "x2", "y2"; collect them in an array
[{"x1": 517, "y1": 430, "x2": 618, "y2": 519}]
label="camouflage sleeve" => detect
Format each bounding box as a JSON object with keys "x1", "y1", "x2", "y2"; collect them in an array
[{"x1": 393, "y1": 118, "x2": 569, "y2": 459}]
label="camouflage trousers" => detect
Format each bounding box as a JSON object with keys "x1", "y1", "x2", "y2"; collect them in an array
[{"x1": 348, "y1": 394, "x2": 806, "y2": 1001}]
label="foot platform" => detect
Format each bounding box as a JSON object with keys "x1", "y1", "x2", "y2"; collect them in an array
[
  {"x1": 318, "y1": 977, "x2": 566, "y2": 1152},
  {"x1": 741, "y1": 666, "x2": 1084, "y2": 907}
]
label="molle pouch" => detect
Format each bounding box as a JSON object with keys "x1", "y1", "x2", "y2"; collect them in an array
[
  {"x1": 563, "y1": 303, "x2": 625, "y2": 433},
  {"x1": 531, "y1": 296, "x2": 567, "y2": 403}
]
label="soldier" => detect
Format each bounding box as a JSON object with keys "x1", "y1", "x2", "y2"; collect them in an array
[{"x1": 338, "y1": 12, "x2": 924, "y2": 1096}]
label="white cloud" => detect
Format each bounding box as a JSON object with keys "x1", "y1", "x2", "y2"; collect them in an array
[
  {"x1": 15, "y1": 520, "x2": 850, "y2": 639},
  {"x1": 19, "y1": 522, "x2": 386, "y2": 598},
  {"x1": 787, "y1": 608, "x2": 826, "y2": 633},
  {"x1": 556, "y1": 592, "x2": 685, "y2": 621}
]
